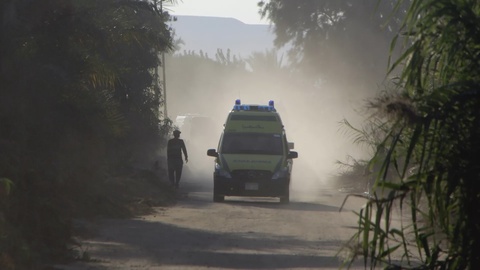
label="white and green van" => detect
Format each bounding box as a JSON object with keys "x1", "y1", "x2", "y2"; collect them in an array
[{"x1": 207, "y1": 99, "x2": 298, "y2": 203}]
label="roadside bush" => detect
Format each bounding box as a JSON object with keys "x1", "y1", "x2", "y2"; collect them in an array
[{"x1": 0, "y1": 0, "x2": 173, "y2": 268}]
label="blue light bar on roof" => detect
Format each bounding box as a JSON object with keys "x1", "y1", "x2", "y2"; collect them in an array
[{"x1": 232, "y1": 99, "x2": 276, "y2": 112}]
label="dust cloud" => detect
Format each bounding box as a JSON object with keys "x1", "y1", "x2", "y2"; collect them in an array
[
  {"x1": 164, "y1": 67, "x2": 374, "y2": 202},
  {"x1": 160, "y1": 2, "x2": 399, "y2": 201}
]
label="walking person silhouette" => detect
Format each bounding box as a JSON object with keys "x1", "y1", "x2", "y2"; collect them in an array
[{"x1": 167, "y1": 130, "x2": 188, "y2": 188}]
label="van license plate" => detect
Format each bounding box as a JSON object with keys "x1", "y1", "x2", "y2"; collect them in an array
[{"x1": 245, "y1": 183, "x2": 258, "y2": 190}]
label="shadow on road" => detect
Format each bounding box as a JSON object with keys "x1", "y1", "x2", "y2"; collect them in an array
[
  {"x1": 73, "y1": 218, "x2": 362, "y2": 269},
  {"x1": 60, "y1": 177, "x2": 369, "y2": 270},
  {"x1": 221, "y1": 199, "x2": 341, "y2": 212}
]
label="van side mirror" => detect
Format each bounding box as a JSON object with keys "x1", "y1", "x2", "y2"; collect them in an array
[
  {"x1": 287, "y1": 151, "x2": 298, "y2": 159},
  {"x1": 288, "y1": 142, "x2": 294, "y2": 150},
  {"x1": 207, "y1": 149, "x2": 218, "y2": 157}
]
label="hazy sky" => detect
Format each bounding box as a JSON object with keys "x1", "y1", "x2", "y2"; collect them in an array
[{"x1": 169, "y1": 0, "x2": 268, "y2": 25}]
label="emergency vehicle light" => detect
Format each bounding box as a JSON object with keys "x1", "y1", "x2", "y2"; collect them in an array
[{"x1": 232, "y1": 99, "x2": 276, "y2": 112}]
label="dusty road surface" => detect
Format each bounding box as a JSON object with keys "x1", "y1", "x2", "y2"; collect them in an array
[{"x1": 59, "y1": 176, "x2": 369, "y2": 270}]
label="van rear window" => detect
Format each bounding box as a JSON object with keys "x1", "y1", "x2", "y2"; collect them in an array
[
  {"x1": 221, "y1": 133, "x2": 283, "y2": 155},
  {"x1": 230, "y1": 115, "x2": 278, "y2": 121}
]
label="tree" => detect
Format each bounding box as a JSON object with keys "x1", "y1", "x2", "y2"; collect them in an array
[
  {"x1": 341, "y1": 0, "x2": 480, "y2": 269},
  {"x1": 247, "y1": 49, "x2": 285, "y2": 74},
  {"x1": 258, "y1": 0, "x2": 405, "y2": 86},
  {"x1": 0, "y1": 0, "x2": 173, "y2": 267},
  {"x1": 165, "y1": 49, "x2": 249, "y2": 118}
]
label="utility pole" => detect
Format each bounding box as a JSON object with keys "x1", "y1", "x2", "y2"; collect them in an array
[
  {"x1": 159, "y1": 0, "x2": 168, "y2": 119},
  {"x1": 162, "y1": 48, "x2": 168, "y2": 119}
]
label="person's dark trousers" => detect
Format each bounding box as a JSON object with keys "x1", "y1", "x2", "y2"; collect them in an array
[{"x1": 168, "y1": 159, "x2": 183, "y2": 187}]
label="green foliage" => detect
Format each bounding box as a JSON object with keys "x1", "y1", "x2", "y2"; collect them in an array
[
  {"x1": 0, "y1": 0, "x2": 173, "y2": 267},
  {"x1": 258, "y1": 0, "x2": 405, "y2": 85},
  {"x1": 247, "y1": 49, "x2": 286, "y2": 75},
  {"x1": 165, "y1": 49, "x2": 251, "y2": 117},
  {"x1": 340, "y1": 0, "x2": 480, "y2": 269},
  {"x1": 165, "y1": 46, "x2": 312, "y2": 121}
]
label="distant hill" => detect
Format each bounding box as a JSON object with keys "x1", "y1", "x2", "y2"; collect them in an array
[{"x1": 170, "y1": 15, "x2": 277, "y2": 60}]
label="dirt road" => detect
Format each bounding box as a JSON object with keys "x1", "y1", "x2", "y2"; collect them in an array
[{"x1": 59, "y1": 176, "x2": 369, "y2": 270}]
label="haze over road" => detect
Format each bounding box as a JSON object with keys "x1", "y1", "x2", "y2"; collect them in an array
[{"x1": 61, "y1": 176, "x2": 368, "y2": 270}]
